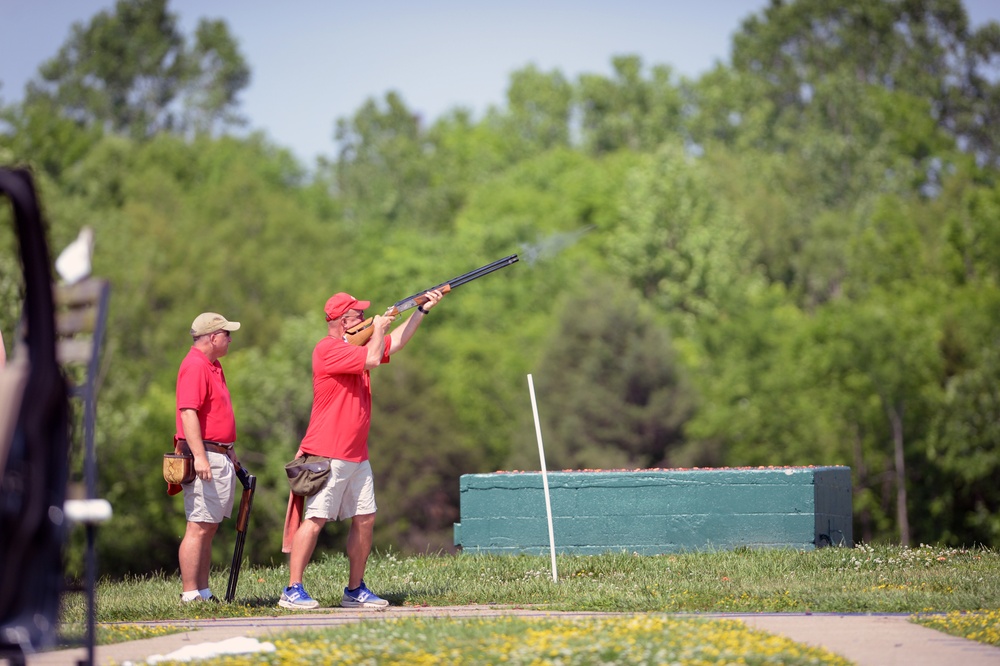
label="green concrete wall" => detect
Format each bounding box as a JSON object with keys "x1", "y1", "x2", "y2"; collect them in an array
[{"x1": 454, "y1": 467, "x2": 852, "y2": 554}]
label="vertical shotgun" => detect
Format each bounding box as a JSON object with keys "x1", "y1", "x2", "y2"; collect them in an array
[{"x1": 225, "y1": 465, "x2": 255, "y2": 603}]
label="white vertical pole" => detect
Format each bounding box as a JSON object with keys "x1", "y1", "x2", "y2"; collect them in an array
[{"x1": 527, "y1": 374, "x2": 558, "y2": 582}]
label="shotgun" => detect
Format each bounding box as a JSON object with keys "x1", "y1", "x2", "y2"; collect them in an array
[
  {"x1": 225, "y1": 465, "x2": 255, "y2": 603},
  {"x1": 345, "y1": 254, "x2": 519, "y2": 346}
]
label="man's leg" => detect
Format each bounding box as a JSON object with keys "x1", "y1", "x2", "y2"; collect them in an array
[
  {"x1": 347, "y1": 512, "x2": 376, "y2": 589},
  {"x1": 288, "y1": 516, "x2": 326, "y2": 586},
  {"x1": 179, "y1": 521, "x2": 219, "y2": 592}
]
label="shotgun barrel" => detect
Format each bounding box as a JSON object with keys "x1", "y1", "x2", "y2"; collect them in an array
[
  {"x1": 391, "y1": 254, "x2": 519, "y2": 312},
  {"x1": 345, "y1": 254, "x2": 519, "y2": 346}
]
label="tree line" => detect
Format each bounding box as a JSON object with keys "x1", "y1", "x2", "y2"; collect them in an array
[{"x1": 1, "y1": 0, "x2": 999, "y2": 577}]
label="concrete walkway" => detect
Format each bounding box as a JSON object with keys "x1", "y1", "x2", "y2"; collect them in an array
[
  {"x1": 730, "y1": 613, "x2": 1000, "y2": 666},
  {"x1": 17, "y1": 607, "x2": 1000, "y2": 665}
]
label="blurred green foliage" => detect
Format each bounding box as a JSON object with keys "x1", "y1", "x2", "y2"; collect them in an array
[{"x1": 2, "y1": 0, "x2": 999, "y2": 578}]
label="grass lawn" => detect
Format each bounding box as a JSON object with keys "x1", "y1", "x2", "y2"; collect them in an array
[{"x1": 51, "y1": 543, "x2": 1000, "y2": 662}]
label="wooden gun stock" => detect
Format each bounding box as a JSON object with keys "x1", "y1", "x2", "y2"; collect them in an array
[
  {"x1": 345, "y1": 287, "x2": 451, "y2": 347},
  {"x1": 235, "y1": 484, "x2": 252, "y2": 532},
  {"x1": 344, "y1": 254, "x2": 517, "y2": 347}
]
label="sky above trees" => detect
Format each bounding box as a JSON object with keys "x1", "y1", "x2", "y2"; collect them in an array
[{"x1": 5, "y1": 1, "x2": 997, "y2": 165}]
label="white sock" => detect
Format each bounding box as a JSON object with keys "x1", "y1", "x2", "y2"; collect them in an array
[
  {"x1": 181, "y1": 590, "x2": 201, "y2": 601},
  {"x1": 199, "y1": 588, "x2": 213, "y2": 599}
]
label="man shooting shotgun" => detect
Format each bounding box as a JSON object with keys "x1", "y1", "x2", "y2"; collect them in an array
[
  {"x1": 344, "y1": 254, "x2": 519, "y2": 346},
  {"x1": 279, "y1": 254, "x2": 517, "y2": 610}
]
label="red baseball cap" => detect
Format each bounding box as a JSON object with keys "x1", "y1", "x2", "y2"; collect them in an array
[{"x1": 324, "y1": 292, "x2": 371, "y2": 321}]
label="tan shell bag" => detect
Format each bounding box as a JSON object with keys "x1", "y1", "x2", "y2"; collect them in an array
[{"x1": 163, "y1": 453, "x2": 195, "y2": 485}]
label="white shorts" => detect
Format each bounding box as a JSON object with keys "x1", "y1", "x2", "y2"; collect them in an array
[
  {"x1": 183, "y1": 451, "x2": 235, "y2": 523},
  {"x1": 304, "y1": 459, "x2": 377, "y2": 521}
]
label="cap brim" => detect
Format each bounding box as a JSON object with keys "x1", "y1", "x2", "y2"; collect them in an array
[{"x1": 223, "y1": 321, "x2": 241, "y2": 331}]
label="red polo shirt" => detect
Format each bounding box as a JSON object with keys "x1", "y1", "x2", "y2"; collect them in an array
[
  {"x1": 299, "y1": 335, "x2": 391, "y2": 462},
  {"x1": 175, "y1": 347, "x2": 237, "y2": 443}
]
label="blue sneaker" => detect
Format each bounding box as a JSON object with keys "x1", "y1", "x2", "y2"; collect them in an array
[
  {"x1": 279, "y1": 582, "x2": 319, "y2": 610},
  {"x1": 341, "y1": 580, "x2": 389, "y2": 608}
]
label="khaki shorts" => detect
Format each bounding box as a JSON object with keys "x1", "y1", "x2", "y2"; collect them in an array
[
  {"x1": 183, "y1": 451, "x2": 235, "y2": 523},
  {"x1": 304, "y1": 459, "x2": 376, "y2": 521}
]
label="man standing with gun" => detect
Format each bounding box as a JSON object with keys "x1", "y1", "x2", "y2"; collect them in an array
[
  {"x1": 279, "y1": 288, "x2": 446, "y2": 610},
  {"x1": 175, "y1": 312, "x2": 242, "y2": 603}
]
